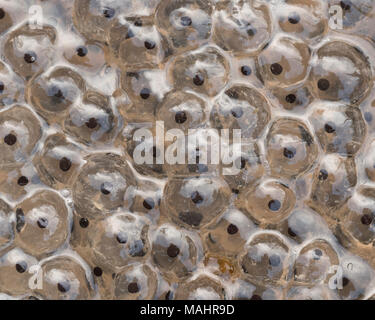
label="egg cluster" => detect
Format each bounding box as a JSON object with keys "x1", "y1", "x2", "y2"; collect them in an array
[{"x1": 0, "y1": 0, "x2": 375, "y2": 300}]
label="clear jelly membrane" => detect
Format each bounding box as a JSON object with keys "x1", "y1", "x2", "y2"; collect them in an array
[{"x1": 0, "y1": 0, "x2": 375, "y2": 301}]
